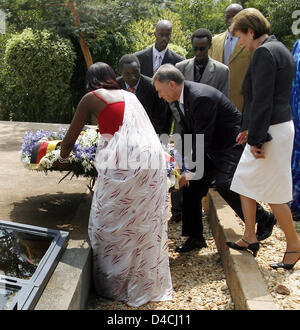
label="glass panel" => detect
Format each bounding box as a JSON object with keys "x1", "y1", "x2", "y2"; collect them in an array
[
  {"x1": 0, "y1": 227, "x2": 52, "y2": 280},
  {"x1": 0, "y1": 285, "x2": 18, "y2": 310}
]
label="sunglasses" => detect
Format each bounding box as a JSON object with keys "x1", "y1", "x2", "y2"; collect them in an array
[{"x1": 193, "y1": 46, "x2": 210, "y2": 52}]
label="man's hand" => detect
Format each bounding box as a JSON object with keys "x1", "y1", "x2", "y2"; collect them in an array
[
  {"x1": 179, "y1": 175, "x2": 190, "y2": 189},
  {"x1": 171, "y1": 173, "x2": 192, "y2": 192}
]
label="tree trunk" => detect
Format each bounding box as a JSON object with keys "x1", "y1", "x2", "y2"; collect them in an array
[
  {"x1": 67, "y1": 1, "x2": 97, "y2": 124},
  {"x1": 67, "y1": 1, "x2": 93, "y2": 68}
]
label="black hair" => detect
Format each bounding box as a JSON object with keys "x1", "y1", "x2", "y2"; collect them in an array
[
  {"x1": 119, "y1": 54, "x2": 140, "y2": 71},
  {"x1": 85, "y1": 62, "x2": 120, "y2": 92},
  {"x1": 191, "y1": 28, "x2": 212, "y2": 45}
]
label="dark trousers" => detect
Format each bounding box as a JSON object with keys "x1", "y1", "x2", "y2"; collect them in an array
[
  {"x1": 171, "y1": 190, "x2": 183, "y2": 218},
  {"x1": 182, "y1": 146, "x2": 270, "y2": 239}
]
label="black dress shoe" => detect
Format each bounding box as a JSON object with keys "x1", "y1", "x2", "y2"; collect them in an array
[
  {"x1": 175, "y1": 237, "x2": 207, "y2": 253},
  {"x1": 256, "y1": 212, "x2": 276, "y2": 241},
  {"x1": 292, "y1": 210, "x2": 300, "y2": 222}
]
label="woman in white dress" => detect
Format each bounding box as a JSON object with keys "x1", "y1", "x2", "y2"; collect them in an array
[
  {"x1": 56, "y1": 62, "x2": 173, "y2": 306},
  {"x1": 226, "y1": 9, "x2": 300, "y2": 269}
]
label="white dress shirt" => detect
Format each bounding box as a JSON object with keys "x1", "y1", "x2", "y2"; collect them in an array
[{"x1": 153, "y1": 46, "x2": 167, "y2": 73}]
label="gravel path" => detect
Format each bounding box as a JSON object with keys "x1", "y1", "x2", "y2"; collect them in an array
[
  {"x1": 87, "y1": 196, "x2": 234, "y2": 310},
  {"x1": 87, "y1": 197, "x2": 300, "y2": 310},
  {"x1": 236, "y1": 204, "x2": 300, "y2": 310}
]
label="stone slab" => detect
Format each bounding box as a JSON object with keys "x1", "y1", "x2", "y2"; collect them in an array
[{"x1": 204, "y1": 190, "x2": 278, "y2": 310}]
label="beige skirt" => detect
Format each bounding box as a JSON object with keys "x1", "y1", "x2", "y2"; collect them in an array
[{"x1": 230, "y1": 120, "x2": 294, "y2": 204}]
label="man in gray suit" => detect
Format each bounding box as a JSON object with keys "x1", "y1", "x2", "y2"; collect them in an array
[
  {"x1": 176, "y1": 28, "x2": 229, "y2": 96},
  {"x1": 170, "y1": 28, "x2": 230, "y2": 224}
]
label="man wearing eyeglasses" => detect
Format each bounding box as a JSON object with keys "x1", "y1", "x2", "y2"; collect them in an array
[
  {"x1": 135, "y1": 20, "x2": 184, "y2": 79},
  {"x1": 174, "y1": 28, "x2": 229, "y2": 226},
  {"x1": 176, "y1": 28, "x2": 229, "y2": 96}
]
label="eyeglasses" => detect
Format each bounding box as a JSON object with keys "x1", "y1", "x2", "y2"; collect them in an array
[{"x1": 193, "y1": 46, "x2": 209, "y2": 52}]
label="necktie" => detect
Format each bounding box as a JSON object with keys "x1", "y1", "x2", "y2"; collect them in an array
[
  {"x1": 177, "y1": 101, "x2": 185, "y2": 115},
  {"x1": 194, "y1": 61, "x2": 205, "y2": 83},
  {"x1": 128, "y1": 86, "x2": 135, "y2": 93},
  {"x1": 169, "y1": 102, "x2": 182, "y2": 125},
  {"x1": 170, "y1": 101, "x2": 186, "y2": 129},
  {"x1": 223, "y1": 35, "x2": 233, "y2": 65},
  {"x1": 153, "y1": 55, "x2": 162, "y2": 73}
]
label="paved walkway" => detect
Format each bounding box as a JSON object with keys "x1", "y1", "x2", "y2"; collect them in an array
[{"x1": 0, "y1": 121, "x2": 91, "y2": 238}]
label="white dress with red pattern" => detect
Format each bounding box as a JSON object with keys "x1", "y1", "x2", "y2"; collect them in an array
[{"x1": 88, "y1": 90, "x2": 172, "y2": 307}]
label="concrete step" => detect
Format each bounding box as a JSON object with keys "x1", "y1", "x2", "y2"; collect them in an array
[{"x1": 203, "y1": 190, "x2": 278, "y2": 310}]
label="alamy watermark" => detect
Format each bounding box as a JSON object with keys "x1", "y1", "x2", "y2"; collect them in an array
[
  {"x1": 96, "y1": 133, "x2": 205, "y2": 181},
  {"x1": 292, "y1": 10, "x2": 300, "y2": 35},
  {"x1": 0, "y1": 9, "x2": 6, "y2": 34}
]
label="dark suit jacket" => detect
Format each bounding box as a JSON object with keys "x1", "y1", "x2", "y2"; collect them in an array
[
  {"x1": 134, "y1": 46, "x2": 184, "y2": 78},
  {"x1": 178, "y1": 81, "x2": 242, "y2": 172},
  {"x1": 241, "y1": 35, "x2": 295, "y2": 146},
  {"x1": 117, "y1": 74, "x2": 171, "y2": 134}
]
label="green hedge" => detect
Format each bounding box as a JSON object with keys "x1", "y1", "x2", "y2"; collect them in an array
[{"x1": 0, "y1": 28, "x2": 76, "y2": 123}]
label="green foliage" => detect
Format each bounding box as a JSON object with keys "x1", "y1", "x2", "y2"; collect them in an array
[
  {"x1": 0, "y1": 1, "x2": 167, "y2": 120},
  {"x1": 168, "y1": 43, "x2": 188, "y2": 58},
  {"x1": 129, "y1": 19, "x2": 156, "y2": 52},
  {"x1": 245, "y1": 0, "x2": 300, "y2": 50},
  {"x1": 91, "y1": 30, "x2": 133, "y2": 73},
  {"x1": 175, "y1": 0, "x2": 231, "y2": 36},
  {"x1": 0, "y1": 28, "x2": 76, "y2": 123},
  {"x1": 128, "y1": 7, "x2": 188, "y2": 59},
  {"x1": 173, "y1": 0, "x2": 298, "y2": 51},
  {"x1": 0, "y1": 0, "x2": 297, "y2": 124}
]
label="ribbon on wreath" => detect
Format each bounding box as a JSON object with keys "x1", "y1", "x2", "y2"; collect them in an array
[{"x1": 29, "y1": 140, "x2": 61, "y2": 170}]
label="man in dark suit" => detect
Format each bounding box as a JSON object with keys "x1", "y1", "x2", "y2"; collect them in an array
[
  {"x1": 173, "y1": 28, "x2": 230, "y2": 224},
  {"x1": 117, "y1": 54, "x2": 170, "y2": 134},
  {"x1": 134, "y1": 20, "x2": 184, "y2": 78},
  {"x1": 135, "y1": 20, "x2": 184, "y2": 222},
  {"x1": 153, "y1": 64, "x2": 276, "y2": 252}
]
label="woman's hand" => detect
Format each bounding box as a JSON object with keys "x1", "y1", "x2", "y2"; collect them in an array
[
  {"x1": 53, "y1": 160, "x2": 71, "y2": 171},
  {"x1": 250, "y1": 145, "x2": 265, "y2": 159},
  {"x1": 236, "y1": 131, "x2": 248, "y2": 145}
]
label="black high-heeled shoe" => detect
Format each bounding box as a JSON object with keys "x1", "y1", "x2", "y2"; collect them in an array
[
  {"x1": 270, "y1": 251, "x2": 300, "y2": 270},
  {"x1": 226, "y1": 238, "x2": 260, "y2": 257}
]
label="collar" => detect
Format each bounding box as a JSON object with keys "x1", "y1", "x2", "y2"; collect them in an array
[
  {"x1": 261, "y1": 34, "x2": 276, "y2": 45},
  {"x1": 226, "y1": 29, "x2": 237, "y2": 41},
  {"x1": 125, "y1": 77, "x2": 141, "y2": 91},
  {"x1": 153, "y1": 45, "x2": 168, "y2": 59},
  {"x1": 179, "y1": 84, "x2": 184, "y2": 105},
  {"x1": 194, "y1": 57, "x2": 209, "y2": 67}
]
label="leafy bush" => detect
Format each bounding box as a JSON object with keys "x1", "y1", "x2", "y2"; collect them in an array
[
  {"x1": 245, "y1": 0, "x2": 299, "y2": 50},
  {"x1": 91, "y1": 30, "x2": 133, "y2": 73},
  {"x1": 0, "y1": 28, "x2": 76, "y2": 123},
  {"x1": 168, "y1": 43, "x2": 188, "y2": 58}
]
